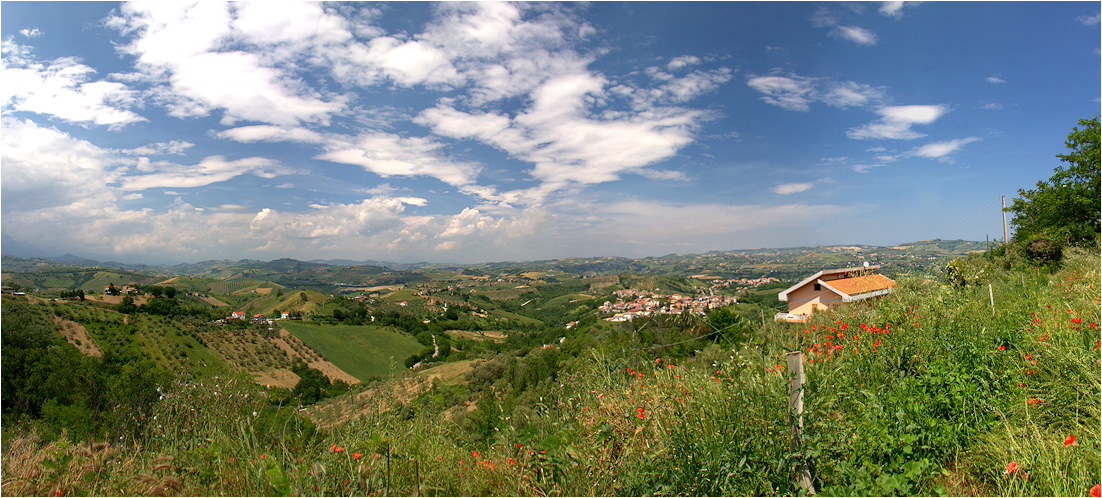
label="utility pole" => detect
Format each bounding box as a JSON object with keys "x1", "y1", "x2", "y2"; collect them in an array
[{"x1": 1002, "y1": 195, "x2": 1008, "y2": 244}]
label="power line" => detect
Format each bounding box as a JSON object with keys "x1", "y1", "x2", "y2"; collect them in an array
[{"x1": 934, "y1": 197, "x2": 998, "y2": 240}]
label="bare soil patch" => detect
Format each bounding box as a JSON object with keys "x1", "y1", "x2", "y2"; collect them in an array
[
  {"x1": 200, "y1": 296, "x2": 229, "y2": 307},
  {"x1": 446, "y1": 329, "x2": 506, "y2": 342},
  {"x1": 98, "y1": 295, "x2": 148, "y2": 306},
  {"x1": 253, "y1": 369, "x2": 300, "y2": 389},
  {"x1": 53, "y1": 317, "x2": 103, "y2": 358}
]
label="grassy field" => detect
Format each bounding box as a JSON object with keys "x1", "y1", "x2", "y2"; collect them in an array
[{"x1": 280, "y1": 322, "x2": 423, "y2": 382}]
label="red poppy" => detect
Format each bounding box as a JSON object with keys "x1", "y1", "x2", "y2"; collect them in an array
[
  {"x1": 507, "y1": 457, "x2": 516, "y2": 465},
  {"x1": 540, "y1": 449, "x2": 547, "y2": 454},
  {"x1": 998, "y1": 345, "x2": 1006, "y2": 351},
  {"x1": 1064, "y1": 434, "x2": 1078, "y2": 446},
  {"x1": 655, "y1": 358, "x2": 661, "y2": 363},
  {"x1": 353, "y1": 452, "x2": 361, "y2": 460},
  {"x1": 472, "y1": 451, "x2": 479, "y2": 458},
  {"x1": 1027, "y1": 398, "x2": 1041, "y2": 405},
  {"x1": 1071, "y1": 318, "x2": 1082, "y2": 324},
  {"x1": 1005, "y1": 461, "x2": 1019, "y2": 474},
  {"x1": 1090, "y1": 483, "x2": 1100, "y2": 497}
]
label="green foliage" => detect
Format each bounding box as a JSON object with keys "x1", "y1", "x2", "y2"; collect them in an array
[{"x1": 1007, "y1": 116, "x2": 1101, "y2": 249}]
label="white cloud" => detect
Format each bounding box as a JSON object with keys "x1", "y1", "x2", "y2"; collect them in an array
[
  {"x1": 0, "y1": 117, "x2": 119, "y2": 213},
  {"x1": 1079, "y1": 12, "x2": 1101, "y2": 25},
  {"x1": 847, "y1": 105, "x2": 948, "y2": 140},
  {"x1": 216, "y1": 125, "x2": 326, "y2": 144},
  {"x1": 773, "y1": 182, "x2": 814, "y2": 195},
  {"x1": 120, "y1": 156, "x2": 294, "y2": 190},
  {"x1": 108, "y1": 2, "x2": 345, "y2": 127},
  {"x1": 986, "y1": 75, "x2": 1007, "y2": 84},
  {"x1": 880, "y1": 2, "x2": 921, "y2": 19},
  {"x1": 834, "y1": 25, "x2": 879, "y2": 46},
  {"x1": 316, "y1": 132, "x2": 482, "y2": 188},
  {"x1": 747, "y1": 73, "x2": 885, "y2": 111},
  {"x1": 812, "y1": 7, "x2": 878, "y2": 46},
  {"x1": 19, "y1": 28, "x2": 42, "y2": 38},
  {"x1": 667, "y1": 55, "x2": 701, "y2": 71},
  {"x1": 911, "y1": 137, "x2": 981, "y2": 161},
  {"x1": 119, "y1": 140, "x2": 194, "y2": 156},
  {"x1": 1, "y1": 40, "x2": 145, "y2": 128}
]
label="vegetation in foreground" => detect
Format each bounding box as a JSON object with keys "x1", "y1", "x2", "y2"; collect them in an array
[{"x1": 2, "y1": 244, "x2": 1098, "y2": 496}]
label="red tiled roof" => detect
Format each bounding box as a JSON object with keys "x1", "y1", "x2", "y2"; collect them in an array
[{"x1": 824, "y1": 274, "x2": 896, "y2": 296}]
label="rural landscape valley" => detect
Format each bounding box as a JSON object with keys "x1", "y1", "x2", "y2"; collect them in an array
[{"x1": 2, "y1": 236, "x2": 1100, "y2": 496}]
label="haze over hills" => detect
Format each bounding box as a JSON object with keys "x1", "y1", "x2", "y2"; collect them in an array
[{"x1": 2, "y1": 239, "x2": 988, "y2": 294}]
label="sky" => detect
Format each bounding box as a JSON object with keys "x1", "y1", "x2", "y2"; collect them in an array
[{"x1": 1, "y1": 2, "x2": 1099, "y2": 264}]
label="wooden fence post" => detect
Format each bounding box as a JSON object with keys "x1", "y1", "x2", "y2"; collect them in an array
[{"x1": 786, "y1": 351, "x2": 816, "y2": 495}]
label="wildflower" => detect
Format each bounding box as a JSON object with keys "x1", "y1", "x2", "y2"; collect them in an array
[
  {"x1": 472, "y1": 451, "x2": 479, "y2": 458},
  {"x1": 597, "y1": 393, "x2": 604, "y2": 398},
  {"x1": 1064, "y1": 434, "x2": 1078, "y2": 446},
  {"x1": 1090, "y1": 483, "x2": 1100, "y2": 497},
  {"x1": 998, "y1": 345, "x2": 1006, "y2": 351},
  {"x1": 507, "y1": 457, "x2": 516, "y2": 465},
  {"x1": 1005, "y1": 461, "x2": 1019, "y2": 474},
  {"x1": 540, "y1": 449, "x2": 547, "y2": 454},
  {"x1": 1071, "y1": 318, "x2": 1082, "y2": 324},
  {"x1": 655, "y1": 358, "x2": 661, "y2": 363},
  {"x1": 261, "y1": 453, "x2": 266, "y2": 460},
  {"x1": 1027, "y1": 398, "x2": 1041, "y2": 405}
]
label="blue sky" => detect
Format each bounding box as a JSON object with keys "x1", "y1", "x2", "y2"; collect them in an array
[{"x1": 1, "y1": 2, "x2": 1098, "y2": 264}]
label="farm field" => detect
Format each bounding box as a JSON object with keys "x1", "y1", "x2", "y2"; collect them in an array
[{"x1": 280, "y1": 322, "x2": 424, "y2": 382}]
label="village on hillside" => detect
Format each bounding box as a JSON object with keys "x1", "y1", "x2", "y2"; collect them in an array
[{"x1": 599, "y1": 288, "x2": 738, "y2": 322}]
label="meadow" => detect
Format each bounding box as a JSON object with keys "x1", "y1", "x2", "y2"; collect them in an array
[
  {"x1": 280, "y1": 322, "x2": 424, "y2": 382},
  {"x1": 2, "y1": 247, "x2": 1097, "y2": 496}
]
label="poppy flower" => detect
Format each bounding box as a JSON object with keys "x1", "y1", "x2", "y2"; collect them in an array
[
  {"x1": 472, "y1": 451, "x2": 480, "y2": 458},
  {"x1": 1064, "y1": 434, "x2": 1078, "y2": 446},
  {"x1": 1090, "y1": 483, "x2": 1100, "y2": 497},
  {"x1": 1027, "y1": 398, "x2": 1041, "y2": 405},
  {"x1": 1005, "y1": 461, "x2": 1019, "y2": 474},
  {"x1": 353, "y1": 452, "x2": 361, "y2": 460},
  {"x1": 998, "y1": 345, "x2": 1006, "y2": 351},
  {"x1": 507, "y1": 457, "x2": 516, "y2": 465},
  {"x1": 1071, "y1": 318, "x2": 1082, "y2": 324}
]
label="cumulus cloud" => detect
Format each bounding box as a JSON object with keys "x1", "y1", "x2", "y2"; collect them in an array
[
  {"x1": 986, "y1": 75, "x2": 1007, "y2": 84},
  {"x1": 1, "y1": 39, "x2": 145, "y2": 128},
  {"x1": 107, "y1": 2, "x2": 345, "y2": 126},
  {"x1": 1079, "y1": 12, "x2": 1101, "y2": 25},
  {"x1": 847, "y1": 105, "x2": 948, "y2": 140},
  {"x1": 0, "y1": 117, "x2": 119, "y2": 213}
]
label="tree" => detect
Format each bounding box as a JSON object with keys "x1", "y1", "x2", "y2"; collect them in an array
[
  {"x1": 164, "y1": 286, "x2": 176, "y2": 299},
  {"x1": 1007, "y1": 116, "x2": 1101, "y2": 248}
]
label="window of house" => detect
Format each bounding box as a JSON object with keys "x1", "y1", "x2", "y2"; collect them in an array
[{"x1": 814, "y1": 283, "x2": 821, "y2": 291}]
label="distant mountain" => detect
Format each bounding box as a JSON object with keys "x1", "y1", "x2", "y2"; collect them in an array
[{"x1": 50, "y1": 253, "x2": 101, "y2": 265}]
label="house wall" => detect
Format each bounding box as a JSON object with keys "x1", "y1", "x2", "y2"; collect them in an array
[{"x1": 786, "y1": 284, "x2": 843, "y2": 316}]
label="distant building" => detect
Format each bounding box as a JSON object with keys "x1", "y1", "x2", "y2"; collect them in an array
[
  {"x1": 776, "y1": 265, "x2": 896, "y2": 322},
  {"x1": 230, "y1": 311, "x2": 246, "y2": 320},
  {"x1": 280, "y1": 311, "x2": 291, "y2": 319}
]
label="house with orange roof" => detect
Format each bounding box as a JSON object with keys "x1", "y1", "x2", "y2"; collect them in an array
[{"x1": 776, "y1": 265, "x2": 897, "y2": 322}]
